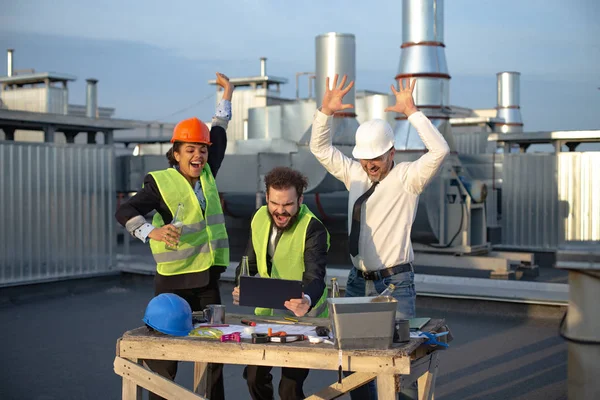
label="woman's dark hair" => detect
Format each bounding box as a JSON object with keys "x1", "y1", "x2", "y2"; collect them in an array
[
  {"x1": 166, "y1": 142, "x2": 182, "y2": 167},
  {"x1": 264, "y1": 167, "x2": 309, "y2": 198}
]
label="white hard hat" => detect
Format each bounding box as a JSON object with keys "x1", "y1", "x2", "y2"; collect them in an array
[{"x1": 352, "y1": 119, "x2": 395, "y2": 159}]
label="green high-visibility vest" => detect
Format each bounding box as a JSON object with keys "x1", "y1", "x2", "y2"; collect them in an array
[
  {"x1": 148, "y1": 166, "x2": 229, "y2": 276},
  {"x1": 250, "y1": 204, "x2": 329, "y2": 318}
]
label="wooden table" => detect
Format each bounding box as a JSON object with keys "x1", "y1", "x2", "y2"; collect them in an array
[{"x1": 114, "y1": 314, "x2": 447, "y2": 400}]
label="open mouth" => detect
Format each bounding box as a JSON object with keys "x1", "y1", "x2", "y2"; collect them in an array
[
  {"x1": 274, "y1": 213, "x2": 290, "y2": 225},
  {"x1": 190, "y1": 160, "x2": 203, "y2": 172},
  {"x1": 368, "y1": 166, "x2": 379, "y2": 175}
]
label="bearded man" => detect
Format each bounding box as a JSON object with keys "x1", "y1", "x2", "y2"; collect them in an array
[{"x1": 232, "y1": 166, "x2": 329, "y2": 400}]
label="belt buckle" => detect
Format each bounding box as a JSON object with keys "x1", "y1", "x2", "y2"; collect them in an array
[{"x1": 361, "y1": 269, "x2": 380, "y2": 281}]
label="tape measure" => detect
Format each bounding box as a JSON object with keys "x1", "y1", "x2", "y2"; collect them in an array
[
  {"x1": 270, "y1": 335, "x2": 305, "y2": 343},
  {"x1": 251, "y1": 333, "x2": 270, "y2": 344}
]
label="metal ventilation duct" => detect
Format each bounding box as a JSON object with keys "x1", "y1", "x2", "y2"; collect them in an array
[
  {"x1": 86, "y1": 78, "x2": 98, "y2": 119},
  {"x1": 7, "y1": 49, "x2": 14, "y2": 77},
  {"x1": 314, "y1": 33, "x2": 359, "y2": 145},
  {"x1": 260, "y1": 57, "x2": 267, "y2": 77},
  {"x1": 393, "y1": 0, "x2": 455, "y2": 151},
  {"x1": 495, "y1": 71, "x2": 523, "y2": 133}
]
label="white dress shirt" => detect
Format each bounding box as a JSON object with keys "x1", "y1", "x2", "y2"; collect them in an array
[{"x1": 310, "y1": 110, "x2": 450, "y2": 272}]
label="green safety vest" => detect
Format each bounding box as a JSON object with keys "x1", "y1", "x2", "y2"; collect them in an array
[
  {"x1": 148, "y1": 166, "x2": 229, "y2": 276},
  {"x1": 250, "y1": 204, "x2": 330, "y2": 318}
]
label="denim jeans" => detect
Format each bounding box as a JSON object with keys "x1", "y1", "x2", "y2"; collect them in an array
[
  {"x1": 345, "y1": 266, "x2": 416, "y2": 319},
  {"x1": 344, "y1": 266, "x2": 417, "y2": 400}
]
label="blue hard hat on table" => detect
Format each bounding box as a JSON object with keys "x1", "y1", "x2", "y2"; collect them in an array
[{"x1": 143, "y1": 293, "x2": 193, "y2": 336}]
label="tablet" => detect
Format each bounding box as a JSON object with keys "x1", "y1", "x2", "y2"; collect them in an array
[{"x1": 239, "y1": 275, "x2": 303, "y2": 310}]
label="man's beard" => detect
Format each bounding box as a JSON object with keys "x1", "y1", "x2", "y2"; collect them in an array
[{"x1": 268, "y1": 211, "x2": 299, "y2": 232}]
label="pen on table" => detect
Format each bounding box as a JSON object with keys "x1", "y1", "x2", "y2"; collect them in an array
[
  {"x1": 241, "y1": 320, "x2": 257, "y2": 326},
  {"x1": 284, "y1": 317, "x2": 298, "y2": 323}
]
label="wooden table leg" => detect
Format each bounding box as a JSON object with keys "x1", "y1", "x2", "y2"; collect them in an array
[
  {"x1": 376, "y1": 374, "x2": 397, "y2": 400},
  {"x1": 114, "y1": 356, "x2": 206, "y2": 400},
  {"x1": 121, "y1": 358, "x2": 142, "y2": 400},
  {"x1": 193, "y1": 362, "x2": 210, "y2": 397},
  {"x1": 418, "y1": 352, "x2": 439, "y2": 400}
]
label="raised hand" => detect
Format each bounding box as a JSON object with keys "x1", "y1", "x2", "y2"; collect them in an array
[
  {"x1": 321, "y1": 74, "x2": 355, "y2": 116},
  {"x1": 384, "y1": 78, "x2": 419, "y2": 117},
  {"x1": 216, "y1": 72, "x2": 234, "y2": 101}
]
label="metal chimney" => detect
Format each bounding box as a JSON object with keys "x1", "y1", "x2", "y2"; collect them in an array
[
  {"x1": 86, "y1": 78, "x2": 98, "y2": 119},
  {"x1": 7, "y1": 49, "x2": 14, "y2": 77},
  {"x1": 315, "y1": 33, "x2": 356, "y2": 110},
  {"x1": 314, "y1": 33, "x2": 359, "y2": 145},
  {"x1": 393, "y1": 0, "x2": 455, "y2": 151},
  {"x1": 260, "y1": 57, "x2": 267, "y2": 77},
  {"x1": 495, "y1": 72, "x2": 523, "y2": 133}
]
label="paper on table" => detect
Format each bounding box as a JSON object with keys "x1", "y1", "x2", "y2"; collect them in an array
[
  {"x1": 189, "y1": 323, "x2": 320, "y2": 340},
  {"x1": 251, "y1": 323, "x2": 319, "y2": 338}
]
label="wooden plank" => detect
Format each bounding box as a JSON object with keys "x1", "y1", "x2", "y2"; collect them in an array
[
  {"x1": 114, "y1": 356, "x2": 206, "y2": 400},
  {"x1": 122, "y1": 317, "x2": 447, "y2": 358},
  {"x1": 193, "y1": 362, "x2": 209, "y2": 397},
  {"x1": 418, "y1": 352, "x2": 439, "y2": 400},
  {"x1": 376, "y1": 374, "x2": 397, "y2": 400},
  {"x1": 121, "y1": 357, "x2": 142, "y2": 400},
  {"x1": 118, "y1": 341, "x2": 410, "y2": 374},
  {"x1": 305, "y1": 372, "x2": 378, "y2": 400}
]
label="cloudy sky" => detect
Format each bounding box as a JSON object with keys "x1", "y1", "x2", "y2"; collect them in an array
[{"x1": 1, "y1": 0, "x2": 599, "y2": 131}]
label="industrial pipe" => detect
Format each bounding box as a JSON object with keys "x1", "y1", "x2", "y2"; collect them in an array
[
  {"x1": 260, "y1": 57, "x2": 267, "y2": 77},
  {"x1": 7, "y1": 49, "x2": 13, "y2": 77},
  {"x1": 86, "y1": 78, "x2": 98, "y2": 119}
]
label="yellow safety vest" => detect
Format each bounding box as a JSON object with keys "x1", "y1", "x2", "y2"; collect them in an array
[
  {"x1": 148, "y1": 166, "x2": 229, "y2": 276},
  {"x1": 250, "y1": 204, "x2": 329, "y2": 318}
]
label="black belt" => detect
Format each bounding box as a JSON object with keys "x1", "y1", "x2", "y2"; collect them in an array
[{"x1": 360, "y1": 263, "x2": 413, "y2": 281}]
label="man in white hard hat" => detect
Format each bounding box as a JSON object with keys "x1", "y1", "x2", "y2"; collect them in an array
[{"x1": 310, "y1": 74, "x2": 450, "y2": 399}]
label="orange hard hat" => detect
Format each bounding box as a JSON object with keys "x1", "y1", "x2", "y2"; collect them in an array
[{"x1": 171, "y1": 117, "x2": 211, "y2": 145}]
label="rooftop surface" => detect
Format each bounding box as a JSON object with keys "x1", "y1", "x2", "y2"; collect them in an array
[{"x1": 0, "y1": 273, "x2": 566, "y2": 400}]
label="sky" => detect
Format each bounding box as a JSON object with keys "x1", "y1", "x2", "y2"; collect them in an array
[{"x1": 1, "y1": 0, "x2": 599, "y2": 132}]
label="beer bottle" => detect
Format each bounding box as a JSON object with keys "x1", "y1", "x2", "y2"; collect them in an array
[{"x1": 371, "y1": 283, "x2": 396, "y2": 303}]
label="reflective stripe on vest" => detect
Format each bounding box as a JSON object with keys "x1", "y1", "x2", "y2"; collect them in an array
[
  {"x1": 251, "y1": 204, "x2": 330, "y2": 318},
  {"x1": 148, "y1": 166, "x2": 229, "y2": 276}
]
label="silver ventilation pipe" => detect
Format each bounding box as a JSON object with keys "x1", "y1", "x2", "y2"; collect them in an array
[
  {"x1": 260, "y1": 57, "x2": 267, "y2": 77},
  {"x1": 495, "y1": 72, "x2": 523, "y2": 133},
  {"x1": 7, "y1": 49, "x2": 14, "y2": 77},
  {"x1": 393, "y1": 0, "x2": 455, "y2": 151},
  {"x1": 314, "y1": 32, "x2": 359, "y2": 145},
  {"x1": 86, "y1": 78, "x2": 98, "y2": 119}
]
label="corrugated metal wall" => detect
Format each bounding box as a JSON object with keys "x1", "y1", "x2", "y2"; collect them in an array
[
  {"x1": 453, "y1": 131, "x2": 490, "y2": 154},
  {"x1": 501, "y1": 152, "x2": 600, "y2": 250},
  {"x1": 0, "y1": 142, "x2": 115, "y2": 286},
  {"x1": 1, "y1": 87, "x2": 67, "y2": 114},
  {"x1": 502, "y1": 154, "x2": 560, "y2": 249},
  {"x1": 558, "y1": 152, "x2": 600, "y2": 243}
]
